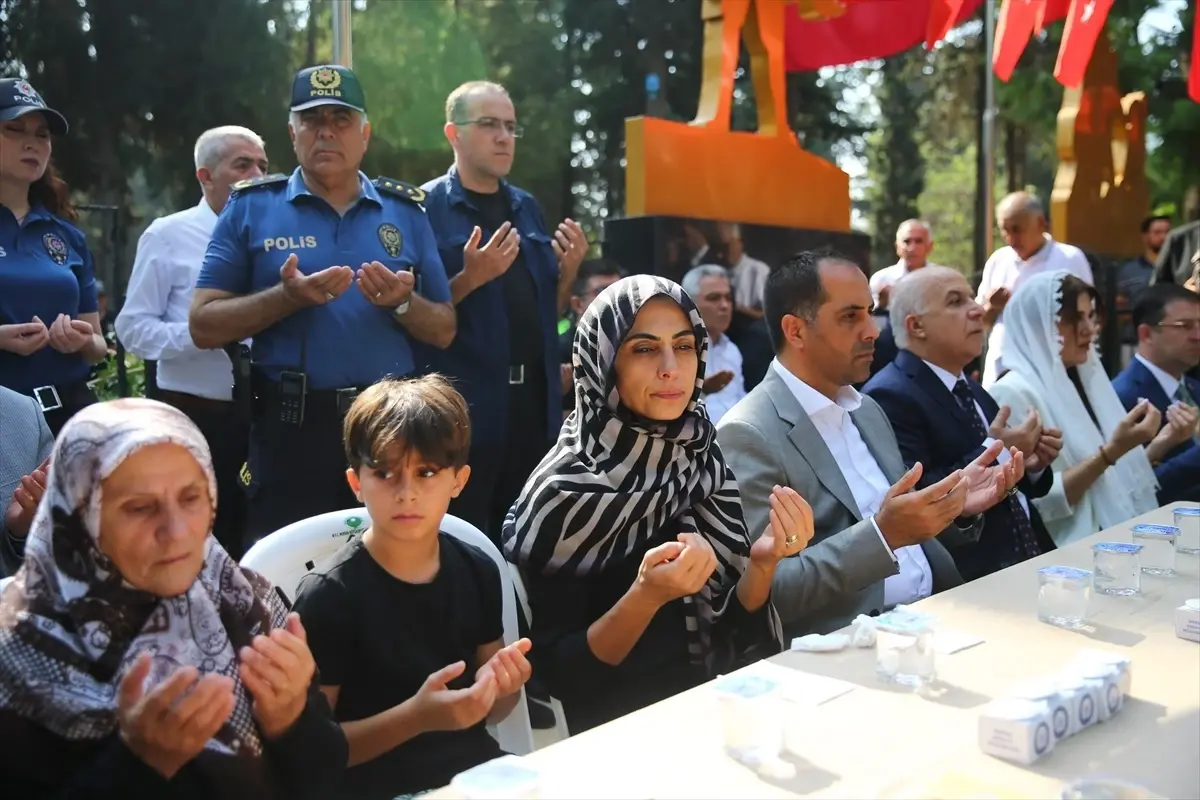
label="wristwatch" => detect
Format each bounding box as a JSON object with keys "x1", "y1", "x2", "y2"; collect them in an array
[{"x1": 392, "y1": 299, "x2": 411, "y2": 319}]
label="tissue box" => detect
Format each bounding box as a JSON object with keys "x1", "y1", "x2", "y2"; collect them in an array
[
  {"x1": 1176, "y1": 599, "x2": 1200, "y2": 643},
  {"x1": 978, "y1": 699, "x2": 1055, "y2": 765}
]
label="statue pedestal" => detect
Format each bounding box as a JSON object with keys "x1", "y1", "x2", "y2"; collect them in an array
[{"x1": 624, "y1": 116, "x2": 852, "y2": 231}]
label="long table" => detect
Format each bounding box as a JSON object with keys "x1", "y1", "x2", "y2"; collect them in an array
[{"x1": 435, "y1": 505, "x2": 1200, "y2": 799}]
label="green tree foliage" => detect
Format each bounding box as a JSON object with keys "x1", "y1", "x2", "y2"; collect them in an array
[{"x1": 865, "y1": 49, "x2": 927, "y2": 268}]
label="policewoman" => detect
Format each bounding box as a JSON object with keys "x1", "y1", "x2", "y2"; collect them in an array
[
  {"x1": 0, "y1": 79, "x2": 105, "y2": 435},
  {"x1": 190, "y1": 65, "x2": 456, "y2": 546},
  {"x1": 417, "y1": 80, "x2": 586, "y2": 544}
]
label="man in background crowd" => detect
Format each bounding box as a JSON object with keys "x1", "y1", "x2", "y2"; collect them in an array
[
  {"x1": 559, "y1": 259, "x2": 622, "y2": 414},
  {"x1": 118, "y1": 125, "x2": 268, "y2": 557},
  {"x1": 869, "y1": 219, "x2": 941, "y2": 313},
  {"x1": 977, "y1": 192, "x2": 1094, "y2": 387},
  {"x1": 683, "y1": 264, "x2": 746, "y2": 423}
]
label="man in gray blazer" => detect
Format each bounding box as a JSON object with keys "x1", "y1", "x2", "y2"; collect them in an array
[
  {"x1": 1, "y1": 385, "x2": 53, "y2": 576},
  {"x1": 717, "y1": 250, "x2": 1023, "y2": 637}
]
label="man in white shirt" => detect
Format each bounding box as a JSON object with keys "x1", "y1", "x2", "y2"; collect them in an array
[
  {"x1": 115, "y1": 126, "x2": 269, "y2": 557},
  {"x1": 869, "y1": 219, "x2": 941, "y2": 312},
  {"x1": 682, "y1": 264, "x2": 746, "y2": 423},
  {"x1": 977, "y1": 192, "x2": 1094, "y2": 387},
  {"x1": 717, "y1": 250, "x2": 1023, "y2": 636},
  {"x1": 718, "y1": 222, "x2": 770, "y2": 318}
]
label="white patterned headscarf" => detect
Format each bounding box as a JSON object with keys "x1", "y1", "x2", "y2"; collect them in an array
[
  {"x1": 503, "y1": 275, "x2": 782, "y2": 670},
  {"x1": 1001, "y1": 271, "x2": 1159, "y2": 525},
  {"x1": 0, "y1": 399, "x2": 287, "y2": 757}
]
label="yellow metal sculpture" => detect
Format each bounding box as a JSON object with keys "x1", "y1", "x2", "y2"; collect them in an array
[
  {"x1": 1051, "y1": 34, "x2": 1148, "y2": 259},
  {"x1": 624, "y1": 0, "x2": 851, "y2": 230}
]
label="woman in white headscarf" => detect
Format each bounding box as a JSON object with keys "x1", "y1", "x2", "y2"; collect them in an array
[
  {"x1": 990, "y1": 271, "x2": 1166, "y2": 545},
  {"x1": 0, "y1": 399, "x2": 346, "y2": 798}
]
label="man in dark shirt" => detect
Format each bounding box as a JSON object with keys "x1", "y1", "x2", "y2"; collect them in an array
[
  {"x1": 559, "y1": 259, "x2": 622, "y2": 413},
  {"x1": 419, "y1": 80, "x2": 586, "y2": 544},
  {"x1": 1117, "y1": 214, "x2": 1172, "y2": 345}
]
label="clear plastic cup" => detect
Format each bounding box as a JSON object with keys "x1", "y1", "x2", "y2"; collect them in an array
[
  {"x1": 1092, "y1": 542, "x2": 1142, "y2": 596},
  {"x1": 1173, "y1": 507, "x2": 1200, "y2": 555},
  {"x1": 875, "y1": 609, "x2": 936, "y2": 688},
  {"x1": 1038, "y1": 566, "x2": 1092, "y2": 628},
  {"x1": 1060, "y1": 777, "x2": 1164, "y2": 799},
  {"x1": 1131, "y1": 524, "x2": 1178, "y2": 576}
]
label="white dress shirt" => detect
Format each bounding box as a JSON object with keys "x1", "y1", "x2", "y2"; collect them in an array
[
  {"x1": 921, "y1": 359, "x2": 1034, "y2": 517},
  {"x1": 1134, "y1": 354, "x2": 1181, "y2": 400},
  {"x1": 869, "y1": 261, "x2": 945, "y2": 308},
  {"x1": 729, "y1": 253, "x2": 770, "y2": 311},
  {"x1": 115, "y1": 200, "x2": 235, "y2": 401},
  {"x1": 771, "y1": 360, "x2": 934, "y2": 607},
  {"x1": 977, "y1": 235, "x2": 1094, "y2": 387},
  {"x1": 703, "y1": 334, "x2": 746, "y2": 424}
]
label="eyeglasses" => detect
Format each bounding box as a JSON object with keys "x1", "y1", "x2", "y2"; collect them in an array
[
  {"x1": 455, "y1": 117, "x2": 524, "y2": 138},
  {"x1": 1157, "y1": 320, "x2": 1200, "y2": 332}
]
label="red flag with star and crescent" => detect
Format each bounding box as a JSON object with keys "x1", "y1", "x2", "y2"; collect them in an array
[
  {"x1": 993, "y1": 0, "x2": 1070, "y2": 81},
  {"x1": 784, "y1": 0, "x2": 984, "y2": 71},
  {"x1": 1054, "y1": 0, "x2": 1115, "y2": 88}
]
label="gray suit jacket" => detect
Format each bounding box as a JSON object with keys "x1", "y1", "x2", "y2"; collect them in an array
[
  {"x1": 1, "y1": 386, "x2": 53, "y2": 577},
  {"x1": 716, "y1": 366, "x2": 965, "y2": 638}
]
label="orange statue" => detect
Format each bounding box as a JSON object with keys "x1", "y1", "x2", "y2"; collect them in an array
[
  {"x1": 624, "y1": 0, "x2": 851, "y2": 231},
  {"x1": 1051, "y1": 33, "x2": 1148, "y2": 259},
  {"x1": 693, "y1": 0, "x2": 846, "y2": 136}
]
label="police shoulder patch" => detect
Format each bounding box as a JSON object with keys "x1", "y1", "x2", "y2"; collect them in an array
[
  {"x1": 373, "y1": 176, "x2": 426, "y2": 205},
  {"x1": 231, "y1": 173, "x2": 289, "y2": 193}
]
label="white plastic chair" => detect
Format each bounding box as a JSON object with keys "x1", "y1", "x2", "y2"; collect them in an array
[
  {"x1": 239, "y1": 509, "x2": 366, "y2": 603},
  {"x1": 240, "y1": 509, "x2": 535, "y2": 755}
]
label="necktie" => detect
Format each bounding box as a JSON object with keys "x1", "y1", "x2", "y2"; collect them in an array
[
  {"x1": 1175, "y1": 381, "x2": 1200, "y2": 446},
  {"x1": 951, "y1": 379, "x2": 1043, "y2": 561},
  {"x1": 1174, "y1": 380, "x2": 1197, "y2": 409}
]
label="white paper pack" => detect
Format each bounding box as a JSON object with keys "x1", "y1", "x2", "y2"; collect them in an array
[
  {"x1": 742, "y1": 661, "x2": 857, "y2": 706},
  {"x1": 790, "y1": 633, "x2": 850, "y2": 652}
]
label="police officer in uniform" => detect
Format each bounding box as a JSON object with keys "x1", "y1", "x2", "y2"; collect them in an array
[
  {"x1": 0, "y1": 79, "x2": 106, "y2": 435},
  {"x1": 190, "y1": 65, "x2": 456, "y2": 546},
  {"x1": 419, "y1": 80, "x2": 586, "y2": 544}
]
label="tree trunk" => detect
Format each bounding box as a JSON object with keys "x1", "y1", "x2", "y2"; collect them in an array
[{"x1": 306, "y1": 0, "x2": 318, "y2": 66}]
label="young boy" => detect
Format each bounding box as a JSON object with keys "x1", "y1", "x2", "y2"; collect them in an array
[{"x1": 293, "y1": 375, "x2": 533, "y2": 799}]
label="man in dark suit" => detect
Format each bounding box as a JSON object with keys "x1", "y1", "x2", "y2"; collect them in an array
[
  {"x1": 1112, "y1": 284, "x2": 1200, "y2": 503},
  {"x1": 864, "y1": 266, "x2": 1062, "y2": 581}
]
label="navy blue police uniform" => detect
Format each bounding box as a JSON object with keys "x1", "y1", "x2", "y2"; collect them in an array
[
  {"x1": 416, "y1": 166, "x2": 562, "y2": 542},
  {"x1": 0, "y1": 78, "x2": 99, "y2": 435},
  {"x1": 197, "y1": 169, "x2": 450, "y2": 544},
  {"x1": 196, "y1": 64, "x2": 452, "y2": 545}
]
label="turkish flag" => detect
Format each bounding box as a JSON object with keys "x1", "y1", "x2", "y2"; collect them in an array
[
  {"x1": 1054, "y1": 0, "x2": 1115, "y2": 88},
  {"x1": 785, "y1": 0, "x2": 983, "y2": 71},
  {"x1": 1190, "y1": 1, "x2": 1200, "y2": 103},
  {"x1": 993, "y1": 0, "x2": 1071, "y2": 82},
  {"x1": 927, "y1": 0, "x2": 967, "y2": 49}
]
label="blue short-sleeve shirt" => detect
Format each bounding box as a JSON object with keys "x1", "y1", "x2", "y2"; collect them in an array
[
  {"x1": 196, "y1": 168, "x2": 450, "y2": 389},
  {"x1": 0, "y1": 205, "x2": 99, "y2": 392}
]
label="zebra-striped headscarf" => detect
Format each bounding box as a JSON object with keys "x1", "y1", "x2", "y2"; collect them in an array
[{"x1": 503, "y1": 275, "x2": 781, "y2": 668}]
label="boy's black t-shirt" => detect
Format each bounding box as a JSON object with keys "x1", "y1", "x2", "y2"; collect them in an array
[{"x1": 293, "y1": 533, "x2": 505, "y2": 799}]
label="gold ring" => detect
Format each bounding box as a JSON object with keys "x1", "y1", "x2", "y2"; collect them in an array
[
  {"x1": 785, "y1": 534, "x2": 799, "y2": 546},
  {"x1": 324, "y1": 292, "x2": 335, "y2": 301},
  {"x1": 375, "y1": 291, "x2": 382, "y2": 299}
]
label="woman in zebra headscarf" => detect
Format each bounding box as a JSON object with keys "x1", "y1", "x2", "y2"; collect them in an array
[{"x1": 503, "y1": 275, "x2": 813, "y2": 733}]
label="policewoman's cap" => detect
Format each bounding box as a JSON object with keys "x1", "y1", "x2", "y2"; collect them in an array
[
  {"x1": 0, "y1": 79, "x2": 68, "y2": 135},
  {"x1": 290, "y1": 65, "x2": 367, "y2": 113}
]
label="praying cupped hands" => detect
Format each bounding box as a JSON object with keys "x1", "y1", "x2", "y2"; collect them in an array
[
  {"x1": 475, "y1": 638, "x2": 533, "y2": 700},
  {"x1": 750, "y1": 485, "x2": 814, "y2": 568},
  {"x1": 237, "y1": 612, "x2": 316, "y2": 740}
]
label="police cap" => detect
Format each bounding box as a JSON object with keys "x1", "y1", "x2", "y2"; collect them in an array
[
  {"x1": 0, "y1": 79, "x2": 68, "y2": 135},
  {"x1": 290, "y1": 65, "x2": 367, "y2": 114}
]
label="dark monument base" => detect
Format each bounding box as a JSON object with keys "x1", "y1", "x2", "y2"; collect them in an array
[{"x1": 602, "y1": 216, "x2": 873, "y2": 282}]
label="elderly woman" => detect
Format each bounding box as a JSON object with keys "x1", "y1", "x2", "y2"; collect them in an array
[
  {"x1": 990, "y1": 272, "x2": 1167, "y2": 545},
  {"x1": 0, "y1": 400, "x2": 347, "y2": 797},
  {"x1": 503, "y1": 276, "x2": 812, "y2": 733}
]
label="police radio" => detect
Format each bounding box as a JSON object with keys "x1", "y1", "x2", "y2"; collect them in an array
[{"x1": 277, "y1": 370, "x2": 307, "y2": 426}]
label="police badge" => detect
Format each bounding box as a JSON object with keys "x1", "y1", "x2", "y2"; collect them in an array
[
  {"x1": 378, "y1": 223, "x2": 403, "y2": 258},
  {"x1": 42, "y1": 233, "x2": 68, "y2": 265}
]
